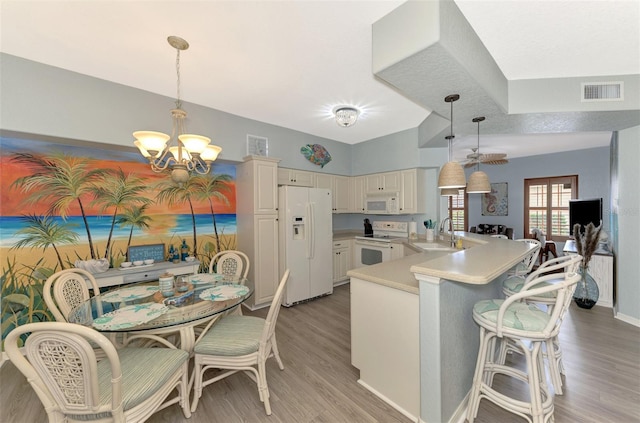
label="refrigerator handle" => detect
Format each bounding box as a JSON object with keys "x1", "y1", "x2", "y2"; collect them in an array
[{"x1": 306, "y1": 202, "x2": 314, "y2": 259}]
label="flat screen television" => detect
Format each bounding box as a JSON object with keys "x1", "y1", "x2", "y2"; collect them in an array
[{"x1": 569, "y1": 198, "x2": 602, "y2": 236}]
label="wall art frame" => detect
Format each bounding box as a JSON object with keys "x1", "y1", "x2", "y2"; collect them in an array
[{"x1": 482, "y1": 182, "x2": 508, "y2": 216}]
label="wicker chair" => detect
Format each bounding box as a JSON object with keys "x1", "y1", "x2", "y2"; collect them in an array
[
  {"x1": 208, "y1": 250, "x2": 250, "y2": 279},
  {"x1": 467, "y1": 254, "x2": 581, "y2": 423},
  {"x1": 501, "y1": 254, "x2": 581, "y2": 395},
  {"x1": 191, "y1": 269, "x2": 290, "y2": 415},
  {"x1": 5, "y1": 321, "x2": 191, "y2": 422},
  {"x1": 43, "y1": 268, "x2": 101, "y2": 322},
  {"x1": 506, "y1": 239, "x2": 542, "y2": 277}
]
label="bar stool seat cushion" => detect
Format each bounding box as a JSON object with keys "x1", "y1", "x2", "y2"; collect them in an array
[
  {"x1": 503, "y1": 276, "x2": 556, "y2": 299},
  {"x1": 473, "y1": 299, "x2": 551, "y2": 333}
]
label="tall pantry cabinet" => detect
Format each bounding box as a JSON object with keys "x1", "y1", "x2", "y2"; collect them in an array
[{"x1": 236, "y1": 156, "x2": 280, "y2": 310}]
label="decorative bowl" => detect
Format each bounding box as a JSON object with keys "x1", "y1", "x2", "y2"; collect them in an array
[
  {"x1": 121, "y1": 261, "x2": 132, "y2": 268},
  {"x1": 143, "y1": 259, "x2": 154, "y2": 265},
  {"x1": 75, "y1": 258, "x2": 110, "y2": 274},
  {"x1": 133, "y1": 260, "x2": 144, "y2": 266},
  {"x1": 185, "y1": 256, "x2": 196, "y2": 262}
]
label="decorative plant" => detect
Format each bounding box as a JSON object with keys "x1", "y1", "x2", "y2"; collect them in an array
[
  {"x1": 572, "y1": 222, "x2": 602, "y2": 309},
  {"x1": 572, "y1": 222, "x2": 602, "y2": 270}
]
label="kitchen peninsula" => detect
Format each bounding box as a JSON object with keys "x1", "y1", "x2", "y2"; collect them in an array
[{"x1": 347, "y1": 234, "x2": 534, "y2": 423}]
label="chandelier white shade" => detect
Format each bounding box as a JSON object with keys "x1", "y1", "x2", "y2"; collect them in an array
[
  {"x1": 334, "y1": 107, "x2": 359, "y2": 127},
  {"x1": 134, "y1": 36, "x2": 221, "y2": 184},
  {"x1": 466, "y1": 116, "x2": 491, "y2": 193},
  {"x1": 437, "y1": 94, "x2": 466, "y2": 189}
]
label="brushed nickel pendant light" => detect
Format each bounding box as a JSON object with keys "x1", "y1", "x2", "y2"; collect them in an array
[
  {"x1": 437, "y1": 94, "x2": 466, "y2": 190},
  {"x1": 466, "y1": 116, "x2": 491, "y2": 194}
]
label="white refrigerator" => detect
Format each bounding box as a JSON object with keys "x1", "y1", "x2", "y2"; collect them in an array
[{"x1": 279, "y1": 186, "x2": 333, "y2": 306}]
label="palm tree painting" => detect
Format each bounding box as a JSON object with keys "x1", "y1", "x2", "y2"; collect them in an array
[
  {"x1": 0, "y1": 136, "x2": 237, "y2": 346},
  {"x1": 10, "y1": 153, "x2": 109, "y2": 260}
]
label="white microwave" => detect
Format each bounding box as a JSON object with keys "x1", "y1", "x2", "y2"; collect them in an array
[{"x1": 364, "y1": 192, "x2": 400, "y2": 215}]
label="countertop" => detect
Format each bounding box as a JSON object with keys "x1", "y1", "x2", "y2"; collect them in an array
[{"x1": 347, "y1": 232, "x2": 534, "y2": 290}]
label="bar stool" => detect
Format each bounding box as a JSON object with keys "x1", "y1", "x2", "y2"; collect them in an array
[
  {"x1": 501, "y1": 255, "x2": 579, "y2": 395},
  {"x1": 506, "y1": 239, "x2": 541, "y2": 277},
  {"x1": 466, "y1": 254, "x2": 581, "y2": 423}
]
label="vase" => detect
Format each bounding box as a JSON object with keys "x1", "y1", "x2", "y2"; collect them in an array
[{"x1": 573, "y1": 266, "x2": 599, "y2": 309}]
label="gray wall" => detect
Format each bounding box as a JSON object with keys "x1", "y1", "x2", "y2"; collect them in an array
[
  {"x1": 0, "y1": 53, "x2": 352, "y2": 175},
  {"x1": 614, "y1": 127, "x2": 640, "y2": 323},
  {"x1": 464, "y1": 146, "x2": 611, "y2": 240}
]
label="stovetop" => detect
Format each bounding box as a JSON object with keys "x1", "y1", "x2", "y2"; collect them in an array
[{"x1": 355, "y1": 221, "x2": 409, "y2": 242}]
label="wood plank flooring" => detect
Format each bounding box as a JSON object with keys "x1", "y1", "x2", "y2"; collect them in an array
[{"x1": 2, "y1": 284, "x2": 639, "y2": 422}]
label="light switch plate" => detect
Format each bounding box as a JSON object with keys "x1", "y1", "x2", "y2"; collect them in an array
[{"x1": 247, "y1": 134, "x2": 268, "y2": 156}]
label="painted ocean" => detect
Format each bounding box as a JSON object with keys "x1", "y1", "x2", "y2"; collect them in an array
[{"x1": 0, "y1": 214, "x2": 236, "y2": 248}]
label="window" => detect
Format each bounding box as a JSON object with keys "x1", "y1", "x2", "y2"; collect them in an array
[
  {"x1": 524, "y1": 176, "x2": 577, "y2": 241},
  {"x1": 449, "y1": 190, "x2": 468, "y2": 231}
]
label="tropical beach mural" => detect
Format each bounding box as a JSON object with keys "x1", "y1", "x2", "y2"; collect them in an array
[{"x1": 0, "y1": 136, "x2": 237, "y2": 347}]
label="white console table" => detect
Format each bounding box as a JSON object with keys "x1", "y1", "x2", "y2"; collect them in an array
[
  {"x1": 563, "y1": 241, "x2": 614, "y2": 308},
  {"x1": 90, "y1": 260, "x2": 201, "y2": 289}
]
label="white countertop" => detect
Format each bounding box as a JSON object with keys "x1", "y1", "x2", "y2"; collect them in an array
[{"x1": 347, "y1": 232, "x2": 534, "y2": 290}]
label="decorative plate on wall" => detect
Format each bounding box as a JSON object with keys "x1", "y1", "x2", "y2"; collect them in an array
[{"x1": 301, "y1": 143, "x2": 332, "y2": 168}]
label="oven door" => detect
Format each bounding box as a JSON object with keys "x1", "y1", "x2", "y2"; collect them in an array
[{"x1": 354, "y1": 239, "x2": 392, "y2": 267}]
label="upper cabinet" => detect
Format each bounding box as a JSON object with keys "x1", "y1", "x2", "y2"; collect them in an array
[
  {"x1": 277, "y1": 168, "x2": 314, "y2": 187},
  {"x1": 365, "y1": 171, "x2": 400, "y2": 193},
  {"x1": 237, "y1": 156, "x2": 280, "y2": 214},
  {"x1": 273, "y1": 166, "x2": 428, "y2": 215},
  {"x1": 315, "y1": 173, "x2": 350, "y2": 213},
  {"x1": 399, "y1": 168, "x2": 426, "y2": 214},
  {"x1": 349, "y1": 176, "x2": 366, "y2": 213}
]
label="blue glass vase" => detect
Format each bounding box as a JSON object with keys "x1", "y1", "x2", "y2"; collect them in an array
[{"x1": 573, "y1": 266, "x2": 599, "y2": 309}]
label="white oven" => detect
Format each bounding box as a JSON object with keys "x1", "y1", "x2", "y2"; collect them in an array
[
  {"x1": 353, "y1": 221, "x2": 408, "y2": 268},
  {"x1": 354, "y1": 237, "x2": 393, "y2": 268}
]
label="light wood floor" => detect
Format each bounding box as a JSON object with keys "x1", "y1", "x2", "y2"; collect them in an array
[{"x1": 2, "y1": 284, "x2": 639, "y2": 422}]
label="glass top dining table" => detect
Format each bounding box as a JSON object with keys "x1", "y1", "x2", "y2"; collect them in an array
[{"x1": 68, "y1": 274, "x2": 253, "y2": 352}]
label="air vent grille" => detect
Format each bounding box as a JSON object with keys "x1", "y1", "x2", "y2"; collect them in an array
[{"x1": 581, "y1": 82, "x2": 623, "y2": 102}]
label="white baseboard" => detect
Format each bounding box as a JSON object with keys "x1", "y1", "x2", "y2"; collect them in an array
[
  {"x1": 417, "y1": 392, "x2": 469, "y2": 423},
  {"x1": 356, "y1": 379, "x2": 419, "y2": 423},
  {"x1": 615, "y1": 311, "x2": 640, "y2": 327}
]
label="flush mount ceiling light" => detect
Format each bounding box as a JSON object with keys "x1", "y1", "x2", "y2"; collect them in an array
[
  {"x1": 334, "y1": 107, "x2": 359, "y2": 127},
  {"x1": 466, "y1": 116, "x2": 492, "y2": 194},
  {"x1": 437, "y1": 94, "x2": 466, "y2": 189},
  {"x1": 134, "y1": 36, "x2": 221, "y2": 185}
]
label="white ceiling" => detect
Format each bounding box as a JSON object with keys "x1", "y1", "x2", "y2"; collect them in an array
[{"x1": 1, "y1": 0, "x2": 639, "y2": 160}]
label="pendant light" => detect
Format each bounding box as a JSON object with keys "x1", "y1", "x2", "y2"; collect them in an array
[
  {"x1": 466, "y1": 116, "x2": 491, "y2": 193},
  {"x1": 437, "y1": 94, "x2": 466, "y2": 189}
]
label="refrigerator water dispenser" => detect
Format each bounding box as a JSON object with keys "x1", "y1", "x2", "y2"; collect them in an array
[{"x1": 292, "y1": 216, "x2": 305, "y2": 240}]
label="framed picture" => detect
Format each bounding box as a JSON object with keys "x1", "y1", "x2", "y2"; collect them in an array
[{"x1": 482, "y1": 182, "x2": 508, "y2": 216}]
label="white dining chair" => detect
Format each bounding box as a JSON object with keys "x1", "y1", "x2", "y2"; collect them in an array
[
  {"x1": 208, "y1": 250, "x2": 250, "y2": 279},
  {"x1": 43, "y1": 268, "x2": 101, "y2": 322},
  {"x1": 191, "y1": 269, "x2": 290, "y2": 415},
  {"x1": 5, "y1": 321, "x2": 191, "y2": 422}
]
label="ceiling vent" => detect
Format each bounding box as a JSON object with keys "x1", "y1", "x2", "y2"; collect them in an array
[{"x1": 581, "y1": 82, "x2": 623, "y2": 102}]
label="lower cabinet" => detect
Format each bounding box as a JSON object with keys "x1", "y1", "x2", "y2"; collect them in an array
[{"x1": 333, "y1": 240, "x2": 353, "y2": 284}]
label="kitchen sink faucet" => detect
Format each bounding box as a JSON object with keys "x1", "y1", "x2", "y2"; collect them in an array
[{"x1": 439, "y1": 217, "x2": 456, "y2": 248}]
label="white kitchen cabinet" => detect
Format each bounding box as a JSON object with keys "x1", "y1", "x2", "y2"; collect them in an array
[
  {"x1": 315, "y1": 173, "x2": 350, "y2": 213},
  {"x1": 350, "y1": 176, "x2": 366, "y2": 213},
  {"x1": 333, "y1": 240, "x2": 353, "y2": 284},
  {"x1": 365, "y1": 171, "x2": 400, "y2": 193},
  {"x1": 390, "y1": 243, "x2": 404, "y2": 260},
  {"x1": 277, "y1": 168, "x2": 314, "y2": 187},
  {"x1": 237, "y1": 156, "x2": 281, "y2": 310},
  {"x1": 399, "y1": 168, "x2": 426, "y2": 214}
]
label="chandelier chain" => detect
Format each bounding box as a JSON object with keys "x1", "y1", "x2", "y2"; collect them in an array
[{"x1": 175, "y1": 47, "x2": 182, "y2": 109}]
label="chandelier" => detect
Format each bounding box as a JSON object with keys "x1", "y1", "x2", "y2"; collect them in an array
[
  {"x1": 134, "y1": 36, "x2": 221, "y2": 185},
  {"x1": 437, "y1": 94, "x2": 466, "y2": 190},
  {"x1": 334, "y1": 107, "x2": 359, "y2": 127},
  {"x1": 466, "y1": 116, "x2": 491, "y2": 193}
]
